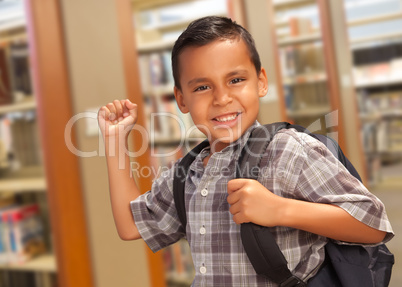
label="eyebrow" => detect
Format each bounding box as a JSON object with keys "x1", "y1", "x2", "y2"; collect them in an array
[
  {"x1": 227, "y1": 69, "x2": 249, "y2": 78},
  {"x1": 186, "y1": 69, "x2": 249, "y2": 87},
  {"x1": 187, "y1": 77, "x2": 209, "y2": 87}
]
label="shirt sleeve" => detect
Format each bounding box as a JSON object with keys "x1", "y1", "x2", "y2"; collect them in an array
[
  {"x1": 271, "y1": 129, "x2": 394, "y2": 244},
  {"x1": 130, "y1": 160, "x2": 185, "y2": 253}
]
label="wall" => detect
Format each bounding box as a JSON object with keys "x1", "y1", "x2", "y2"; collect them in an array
[{"x1": 59, "y1": 0, "x2": 151, "y2": 286}]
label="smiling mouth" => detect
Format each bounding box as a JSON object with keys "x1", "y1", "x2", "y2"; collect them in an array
[{"x1": 213, "y1": 112, "x2": 241, "y2": 123}]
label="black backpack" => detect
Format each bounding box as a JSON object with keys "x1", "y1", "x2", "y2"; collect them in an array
[{"x1": 173, "y1": 122, "x2": 394, "y2": 287}]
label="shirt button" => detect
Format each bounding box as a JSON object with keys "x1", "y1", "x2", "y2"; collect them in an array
[
  {"x1": 200, "y1": 226, "x2": 206, "y2": 235},
  {"x1": 200, "y1": 266, "x2": 207, "y2": 274},
  {"x1": 201, "y1": 188, "x2": 208, "y2": 197}
]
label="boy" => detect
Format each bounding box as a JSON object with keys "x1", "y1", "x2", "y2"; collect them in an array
[{"x1": 98, "y1": 16, "x2": 393, "y2": 286}]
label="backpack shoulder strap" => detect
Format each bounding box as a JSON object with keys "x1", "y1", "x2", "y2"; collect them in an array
[
  {"x1": 173, "y1": 139, "x2": 210, "y2": 229},
  {"x1": 237, "y1": 123, "x2": 306, "y2": 287},
  {"x1": 236, "y1": 122, "x2": 289, "y2": 178}
]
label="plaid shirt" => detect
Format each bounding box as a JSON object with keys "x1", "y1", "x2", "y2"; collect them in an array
[{"x1": 131, "y1": 121, "x2": 393, "y2": 286}]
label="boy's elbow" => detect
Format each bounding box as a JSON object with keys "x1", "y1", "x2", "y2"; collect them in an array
[
  {"x1": 358, "y1": 229, "x2": 387, "y2": 244},
  {"x1": 117, "y1": 229, "x2": 142, "y2": 241},
  {"x1": 371, "y1": 230, "x2": 387, "y2": 244}
]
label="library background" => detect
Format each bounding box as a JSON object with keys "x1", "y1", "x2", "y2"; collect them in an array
[{"x1": 0, "y1": 0, "x2": 401, "y2": 286}]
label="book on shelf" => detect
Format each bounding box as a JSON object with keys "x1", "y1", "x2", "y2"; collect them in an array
[
  {"x1": 388, "y1": 119, "x2": 402, "y2": 152},
  {"x1": 0, "y1": 48, "x2": 13, "y2": 106},
  {"x1": 285, "y1": 81, "x2": 329, "y2": 112},
  {"x1": 352, "y1": 40, "x2": 402, "y2": 87},
  {"x1": 149, "y1": 52, "x2": 168, "y2": 87},
  {"x1": 0, "y1": 202, "x2": 46, "y2": 266},
  {"x1": 365, "y1": 153, "x2": 381, "y2": 186},
  {"x1": 353, "y1": 58, "x2": 402, "y2": 87},
  {"x1": 8, "y1": 40, "x2": 32, "y2": 102},
  {"x1": 0, "y1": 110, "x2": 42, "y2": 172},
  {"x1": 357, "y1": 89, "x2": 402, "y2": 114},
  {"x1": 352, "y1": 41, "x2": 402, "y2": 66},
  {"x1": 361, "y1": 122, "x2": 378, "y2": 154},
  {"x1": 376, "y1": 120, "x2": 389, "y2": 153},
  {"x1": 0, "y1": 39, "x2": 34, "y2": 105},
  {"x1": 138, "y1": 50, "x2": 174, "y2": 95},
  {"x1": 138, "y1": 53, "x2": 152, "y2": 95},
  {"x1": 279, "y1": 17, "x2": 324, "y2": 76}
]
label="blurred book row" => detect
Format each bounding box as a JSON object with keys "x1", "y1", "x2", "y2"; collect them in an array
[
  {"x1": 139, "y1": 51, "x2": 174, "y2": 95},
  {"x1": 353, "y1": 58, "x2": 402, "y2": 87},
  {"x1": 0, "y1": 110, "x2": 41, "y2": 174},
  {"x1": 0, "y1": 271, "x2": 57, "y2": 287},
  {"x1": 0, "y1": 40, "x2": 32, "y2": 105},
  {"x1": 279, "y1": 43, "x2": 325, "y2": 77}
]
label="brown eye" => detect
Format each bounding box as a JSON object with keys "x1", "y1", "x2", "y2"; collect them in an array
[
  {"x1": 194, "y1": 85, "x2": 209, "y2": 92},
  {"x1": 230, "y1": 78, "x2": 244, "y2": 84}
]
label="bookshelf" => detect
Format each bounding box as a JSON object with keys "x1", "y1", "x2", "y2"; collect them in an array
[
  {"x1": 343, "y1": 0, "x2": 402, "y2": 187},
  {"x1": 0, "y1": 2, "x2": 60, "y2": 286},
  {"x1": 117, "y1": 0, "x2": 245, "y2": 286},
  {"x1": 269, "y1": 1, "x2": 340, "y2": 134},
  {"x1": 258, "y1": 0, "x2": 367, "y2": 183}
]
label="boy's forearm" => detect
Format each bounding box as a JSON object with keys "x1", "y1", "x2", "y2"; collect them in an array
[
  {"x1": 280, "y1": 199, "x2": 386, "y2": 244},
  {"x1": 104, "y1": 134, "x2": 142, "y2": 240}
]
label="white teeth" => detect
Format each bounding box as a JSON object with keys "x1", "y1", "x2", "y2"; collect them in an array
[{"x1": 215, "y1": 113, "x2": 238, "y2": 122}]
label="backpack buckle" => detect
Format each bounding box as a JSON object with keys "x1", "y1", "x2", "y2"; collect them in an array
[{"x1": 280, "y1": 275, "x2": 306, "y2": 287}]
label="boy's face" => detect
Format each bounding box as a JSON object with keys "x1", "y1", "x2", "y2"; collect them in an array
[{"x1": 174, "y1": 38, "x2": 268, "y2": 152}]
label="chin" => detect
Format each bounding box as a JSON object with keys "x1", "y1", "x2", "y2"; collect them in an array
[{"x1": 211, "y1": 129, "x2": 242, "y2": 144}]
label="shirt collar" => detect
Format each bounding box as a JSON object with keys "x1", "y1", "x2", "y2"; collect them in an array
[{"x1": 189, "y1": 121, "x2": 261, "y2": 173}]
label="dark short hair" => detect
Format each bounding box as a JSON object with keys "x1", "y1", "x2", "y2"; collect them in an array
[{"x1": 172, "y1": 16, "x2": 261, "y2": 90}]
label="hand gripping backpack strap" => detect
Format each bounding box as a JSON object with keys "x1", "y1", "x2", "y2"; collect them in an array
[
  {"x1": 173, "y1": 139, "x2": 210, "y2": 229},
  {"x1": 236, "y1": 123, "x2": 306, "y2": 287}
]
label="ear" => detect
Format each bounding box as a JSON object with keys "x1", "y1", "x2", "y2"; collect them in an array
[
  {"x1": 174, "y1": 86, "x2": 189, "y2": 113},
  {"x1": 258, "y1": 68, "x2": 268, "y2": 98}
]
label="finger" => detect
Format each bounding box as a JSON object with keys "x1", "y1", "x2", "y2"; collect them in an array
[
  {"x1": 229, "y1": 202, "x2": 242, "y2": 215},
  {"x1": 227, "y1": 191, "x2": 240, "y2": 205},
  {"x1": 97, "y1": 106, "x2": 110, "y2": 120},
  {"x1": 124, "y1": 101, "x2": 138, "y2": 123},
  {"x1": 120, "y1": 99, "x2": 134, "y2": 117},
  {"x1": 113, "y1": 100, "x2": 124, "y2": 121},
  {"x1": 124, "y1": 100, "x2": 138, "y2": 116},
  {"x1": 120, "y1": 100, "x2": 129, "y2": 117},
  {"x1": 106, "y1": 102, "x2": 117, "y2": 122},
  {"x1": 232, "y1": 213, "x2": 246, "y2": 225},
  {"x1": 227, "y1": 178, "x2": 248, "y2": 194}
]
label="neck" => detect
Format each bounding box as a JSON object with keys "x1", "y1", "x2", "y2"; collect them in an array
[{"x1": 202, "y1": 139, "x2": 230, "y2": 167}]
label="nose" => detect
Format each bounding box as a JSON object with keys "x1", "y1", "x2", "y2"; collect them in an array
[{"x1": 212, "y1": 86, "x2": 232, "y2": 106}]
